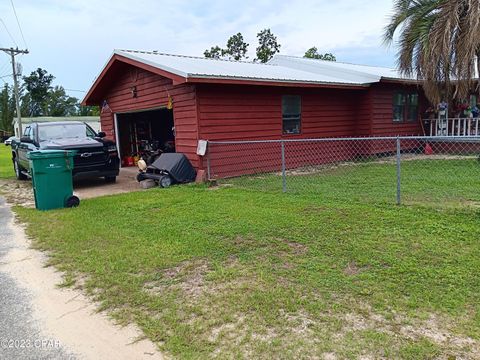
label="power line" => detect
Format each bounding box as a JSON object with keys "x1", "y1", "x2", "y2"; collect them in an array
[
  {"x1": 10, "y1": 0, "x2": 27, "y2": 49},
  {"x1": 0, "y1": 18, "x2": 18, "y2": 47},
  {"x1": 0, "y1": 59, "x2": 10, "y2": 74},
  {"x1": 65, "y1": 88, "x2": 86, "y2": 93}
]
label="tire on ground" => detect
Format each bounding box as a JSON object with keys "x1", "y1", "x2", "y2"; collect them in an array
[
  {"x1": 159, "y1": 175, "x2": 172, "y2": 188},
  {"x1": 14, "y1": 158, "x2": 28, "y2": 180}
]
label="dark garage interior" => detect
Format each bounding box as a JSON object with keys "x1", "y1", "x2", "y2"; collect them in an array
[{"x1": 116, "y1": 108, "x2": 175, "y2": 166}]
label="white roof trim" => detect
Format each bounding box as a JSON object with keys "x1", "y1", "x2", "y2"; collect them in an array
[{"x1": 114, "y1": 49, "x2": 189, "y2": 78}]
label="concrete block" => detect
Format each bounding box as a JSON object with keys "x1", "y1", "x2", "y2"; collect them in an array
[{"x1": 139, "y1": 179, "x2": 156, "y2": 189}]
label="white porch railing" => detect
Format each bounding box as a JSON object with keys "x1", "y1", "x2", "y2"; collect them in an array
[{"x1": 425, "y1": 118, "x2": 480, "y2": 136}]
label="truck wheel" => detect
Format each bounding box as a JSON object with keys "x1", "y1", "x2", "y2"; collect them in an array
[
  {"x1": 13, "y1": 159, "x2": 27, "y2": 180},
  {"x1": 159, "y1": 175, "x2": 172, "y2": 188},
  {"x1": 104, "y1": 176, "x2": 116, "y2": 183}
]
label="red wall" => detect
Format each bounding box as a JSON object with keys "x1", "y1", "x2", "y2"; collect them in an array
[
  {"x1": 95, "y1": 64, "x2": 428, "y2": 176},
  {"x1": 196, "y1": 83, "x2": 425, "y2": 141},
  {"x1": 98, "y1": 63, "x2": 200, "y2": 167},
  {"x1": 370, "y1": 83, "x2": 425, "y2": 136},
  {"x1": 197, "y1": 83, "x2": 426, "y2": 177},
  {"x1": 196, "y1": 84, "x2": 362, "y2": 177},
  {"x1": 196, "y1": 84, "x2": 362, "y2": 141}
]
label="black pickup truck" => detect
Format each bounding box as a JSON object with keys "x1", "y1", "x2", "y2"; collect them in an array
[{"x1": 11, "y1": 121, "x2": 120, "y2": 182}]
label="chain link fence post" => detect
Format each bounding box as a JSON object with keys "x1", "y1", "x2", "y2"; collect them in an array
[
  {"x1": 281, "y1": 140, "x2": 287, "y2": 193},
  {"x1": 396, "y1": 136, "x2": 401, "y2": 205},
  {"x1": 206, "y1": 146, "x2": 211, "y2": 181}
]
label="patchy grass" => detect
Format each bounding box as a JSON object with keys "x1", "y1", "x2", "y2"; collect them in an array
[
  {"x1": 13, "y1": 179, "x2": 480, "y2": 359},
  {"x1": 0, "y1": 144, "x2": 34, "y2": 206},
  {"x1": 220, "y1": 156, "x2": 480, "y2": 207},
  {"x1": 0, "y1": 144, "x2": 14, "y2": 179}
]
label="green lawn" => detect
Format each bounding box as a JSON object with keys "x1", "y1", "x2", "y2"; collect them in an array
[
  {"x1": 0, "y1": 144, "x2": 14, "y2": 179},
  {"x1": 6, "y1": 154, "x2": 480, "y2": 358},
  {"x1": 220, "y1": 156, "x2": 480, "y2": 206}
]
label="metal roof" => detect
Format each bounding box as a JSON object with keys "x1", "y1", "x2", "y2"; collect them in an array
[
  {"x1": 268, "y1": 55, "x2": 411, "y2": 83},
  {"x1": 83, "y1": 50, "x2": 416, "y2": 105},
  {"x1": 114, "y1": 50, "x2": 408, "y2": 86}
]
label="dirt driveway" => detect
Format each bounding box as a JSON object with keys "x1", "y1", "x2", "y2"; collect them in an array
[{"x1": 0, "y1": 167, "x2": 142, "y2": 207}]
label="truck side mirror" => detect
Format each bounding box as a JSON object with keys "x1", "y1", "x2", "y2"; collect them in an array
[
  {"x1": 20, "y1": 136, "x2": 33, "y2": 143},
  {"x1": 97, "y1": 131, "x2": 106, "y2": 138}
]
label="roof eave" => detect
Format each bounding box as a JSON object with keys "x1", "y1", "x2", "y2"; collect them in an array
[
  {"x1": 380, "y1": 76, "x2": 421, "y2": 85},
  {"x1": 185, "y1": 75, "x2": 370, "y2": 89},
  {"x1": 82, "y1": 53, "x2": 188, "y2": 106}
]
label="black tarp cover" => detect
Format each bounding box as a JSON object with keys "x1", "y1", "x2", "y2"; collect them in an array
[{"x1": 149, "y1": 153, "x2": 196, "y2": 183}]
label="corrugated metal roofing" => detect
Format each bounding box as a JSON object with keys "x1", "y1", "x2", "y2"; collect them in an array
[
  {"x1": 114, "y1": 50, "x2": 411, "y2": 86},
  {"x1": 268, "y1": 55, "x2": 410, "y2": 83}
]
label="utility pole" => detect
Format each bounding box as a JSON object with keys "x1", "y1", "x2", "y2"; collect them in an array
[{"x1": 0, "y1": 47, "x2": 28, "y2": 137}]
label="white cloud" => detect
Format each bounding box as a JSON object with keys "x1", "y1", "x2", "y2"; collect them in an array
[{"x1": 0, "y1": 0, "x2": 397, "y2": 95}]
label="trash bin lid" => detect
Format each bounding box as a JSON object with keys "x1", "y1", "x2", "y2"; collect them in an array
[{"x1": 27, "y1": 150, "x2": 77, "y2": 160}]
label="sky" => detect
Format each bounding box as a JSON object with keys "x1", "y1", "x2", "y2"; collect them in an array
[{"x1": 0, "y1": 0, "x2": 399, "y2": 100}]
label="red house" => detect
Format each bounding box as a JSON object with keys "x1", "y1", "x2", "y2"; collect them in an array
[{"x1": 82, "y1": 50, "x2": 426, "y2": 175}]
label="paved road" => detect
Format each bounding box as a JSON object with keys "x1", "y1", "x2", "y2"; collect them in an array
[{"x1": 0, "y1": 197, "x2": 75, "y2": 360}]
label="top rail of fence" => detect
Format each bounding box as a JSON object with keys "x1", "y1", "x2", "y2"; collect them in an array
[{"x1": 207, "y1": 135, "x2": 480, "y2": 145}]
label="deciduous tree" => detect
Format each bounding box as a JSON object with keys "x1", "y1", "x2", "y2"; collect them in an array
[
  {"x1": 22, "y1": 68, "x2": 54, "y2": 116},
  {"x1": 0, "y1": 84, "x2": 14, "y2": 132},
  {"x1": 47, "y1": 86, "x2": 78, "y2": 116}
]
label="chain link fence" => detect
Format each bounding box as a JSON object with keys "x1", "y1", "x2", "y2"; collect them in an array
[{"x1": 206, "y1": 136, "x2": 480, "y2": 206}]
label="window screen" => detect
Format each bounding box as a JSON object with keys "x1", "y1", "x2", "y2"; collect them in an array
[{"x1": 282, "y1": 95, "x2": 301, "y2": 134}]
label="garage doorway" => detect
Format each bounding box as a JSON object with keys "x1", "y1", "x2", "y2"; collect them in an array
[{"x1": 116, "y1": 108, "x2": 175, "y2": 166}]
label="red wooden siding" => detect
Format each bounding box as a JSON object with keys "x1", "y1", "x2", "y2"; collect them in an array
[
  {"x1": 366, "y1": 83, "x2": 426, "y2": 154},
  {"x1": 196, "y1": 84, "x2": 365, "y2": 140},
  {"x1": 197, "y1": 83, "x2": 430, "y2": 177},
  {"x1": 370, "y1": 83, "x2": 424, "y2": 136},
  {"x1": 90, "y1": 60, "x2": 433, "y2": 177},
  {"x1": 355, "y1": 90, "x2": 372, "y2": 136},
  {"x1": 97, "y1": 63, "x2": 200, "y2": 167},
  {"x1": 197, "y1": 84, "x2": 365, "y2": 176}
]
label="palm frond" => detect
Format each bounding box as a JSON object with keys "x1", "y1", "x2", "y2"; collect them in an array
[{"x1": 384, "y1": 0, "x2": 480, "y2": 103}]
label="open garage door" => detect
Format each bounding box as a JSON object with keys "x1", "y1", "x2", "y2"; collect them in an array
[{"x1": 116, "y1": 108, "x2": 175, "y2": 166}]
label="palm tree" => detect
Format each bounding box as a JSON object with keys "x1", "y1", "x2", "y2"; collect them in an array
[{"x1": 384, "y1": 0, "x2": 480, "y2": 104}]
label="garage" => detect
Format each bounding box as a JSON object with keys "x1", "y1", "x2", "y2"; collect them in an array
[
  {"x1": 83, "y1": 50, "x2": 425, "y2": 181},
  {"x1": 115, "y1": 108, "x2": 175, "y2": 166}
]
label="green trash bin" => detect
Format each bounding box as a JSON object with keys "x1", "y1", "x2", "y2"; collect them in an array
[{"x1": 27, "y1": 150, "x2": 80, "y2": 210}]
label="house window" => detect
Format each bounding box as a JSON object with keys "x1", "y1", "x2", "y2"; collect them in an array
[
  {"x1": 393, "y1": 93, "x2": 405, "y2": 122},
  {"x1": 282, "y1": 95, "x2": 301, "y2": 134},
  {"x1": 406, "y1": 93, "x2": 418, "y2": 122},
  {"x1": 393, "y1": 91, "x2": 418, "y2": 122}
]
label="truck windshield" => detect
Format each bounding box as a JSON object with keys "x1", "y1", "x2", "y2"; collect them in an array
[{"x1": 38, "y1": 124, "x2": 89, "y2": 141}]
